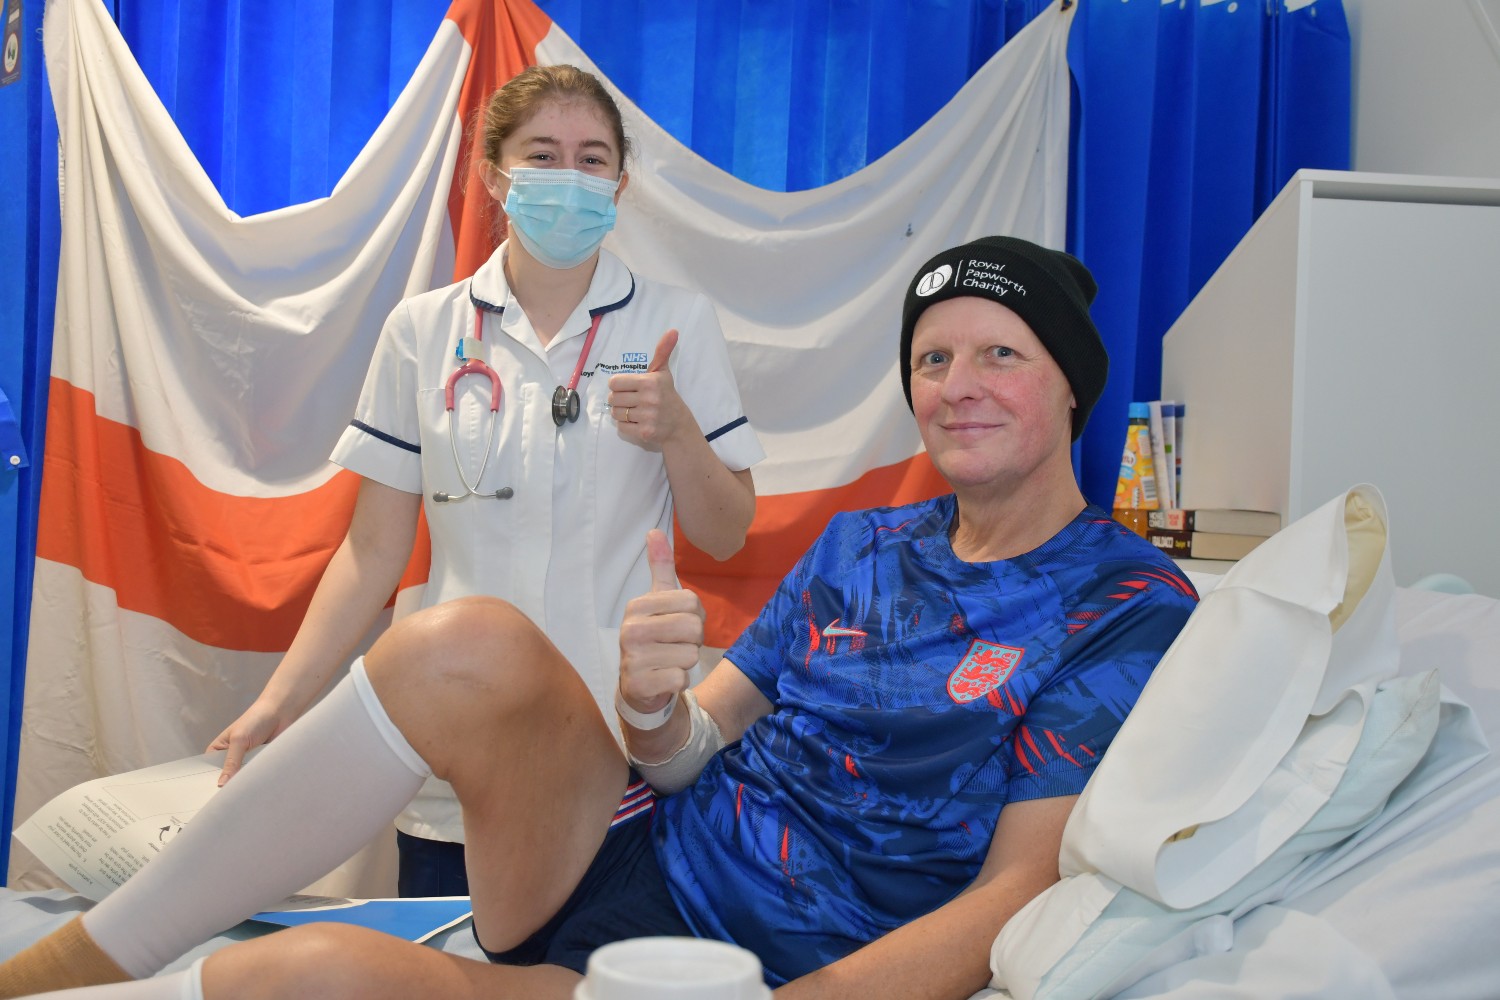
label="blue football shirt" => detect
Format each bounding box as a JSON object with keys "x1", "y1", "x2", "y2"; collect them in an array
[{"x1": 654, "y1": 497, "x2": 1198, "y2": 984}]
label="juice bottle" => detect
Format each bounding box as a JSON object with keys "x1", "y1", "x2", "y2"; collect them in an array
[{"x1": 1112, "y1": 402, "x2": 1159, "y2": 511}]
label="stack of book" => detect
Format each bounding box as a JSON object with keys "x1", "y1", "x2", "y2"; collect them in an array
[
  {"x1": 1109, "y1": 400, "x2": 1282, "y2": 562},
  {"x1": 1140, "y1": 508, "x2": 1282, "y2": 561}
]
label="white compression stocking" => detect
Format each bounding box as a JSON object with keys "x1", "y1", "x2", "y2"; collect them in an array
[
  {"x1": 82, "y1": 660, "x2": 431, "y2": 979},
  {"x1": 29, "y1": 960, "x2": 203, "y2": 1000}
]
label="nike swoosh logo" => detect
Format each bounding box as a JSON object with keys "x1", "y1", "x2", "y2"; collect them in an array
[{"x1": 823, "y1": 619, "x2": 867, "y2": 638}]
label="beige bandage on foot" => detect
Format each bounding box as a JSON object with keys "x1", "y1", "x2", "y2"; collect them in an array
[{"x1": 0, "y1": 916, "x2": 131, "y2": 998}]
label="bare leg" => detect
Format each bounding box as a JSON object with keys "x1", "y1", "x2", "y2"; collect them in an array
[
  {"x1": 196, "y1": 597, "x2": 635, "y2": 1000},
  {"x1": 4, "y1": 926, "x2": 583, "y2": 1000},
  {"x1": 361, "y1": 596, "x2": 629, "y2": 950},
  {"x1": 0, "y1": 596, "x2": 626, "y2": 995},
  {"x1": 203, "y1": 925, "x2": 581, "y2": 1000}
]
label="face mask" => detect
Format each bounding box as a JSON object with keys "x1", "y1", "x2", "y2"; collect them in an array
[{"x1": 501, "y1": 167, "x2": 620, "y2": 270}]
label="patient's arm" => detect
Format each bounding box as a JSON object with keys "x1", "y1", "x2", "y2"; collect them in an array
[
  {"x1": 773, "y1": 794, "x2": 1076, "y2": 1000},
  {"x1": 618, "y1": 530, "x2": 772, "y2": 770},
  {"x1": 690, "y1": 656, "x2": 774, "y2": 742},
  {"x1": 623, "y1": 656, "x2": 771, "y2": 795}
]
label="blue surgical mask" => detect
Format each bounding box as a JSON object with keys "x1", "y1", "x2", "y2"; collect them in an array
[{"x1": 501, "y1": 167, "x2": 620, "y2": 270}]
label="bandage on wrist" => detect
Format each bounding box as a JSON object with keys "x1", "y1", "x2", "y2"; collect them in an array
[
  {"x1": 615, "y1": 688, "x2": 676, "y2": 731},
  {"x1": 627, "y1": 690, "x2": 725, "y2": 795}
]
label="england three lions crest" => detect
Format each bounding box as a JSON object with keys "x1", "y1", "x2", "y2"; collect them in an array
[{"x1": 947, "y1": 639, "x2": 1024, "y2": 703}]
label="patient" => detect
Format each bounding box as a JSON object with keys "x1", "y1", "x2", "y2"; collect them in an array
[{"x1": 0, "y1": 237, "x2": 1198, "y2": 1000}]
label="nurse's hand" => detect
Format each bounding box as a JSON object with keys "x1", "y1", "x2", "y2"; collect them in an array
[
  {"x1": 618, "y1": 529, "x2": 703, "y2": 716},
  {"x1": 609, "y1": 330, "x2": 691, "y2": 449},
  {"x1": 207, "y1": 699, "x2": 296, "y2": 787}
]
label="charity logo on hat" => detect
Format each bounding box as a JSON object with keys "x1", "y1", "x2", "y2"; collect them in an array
[{"x1": 915, "y1": 265, "x2": 953, "y2": 297}]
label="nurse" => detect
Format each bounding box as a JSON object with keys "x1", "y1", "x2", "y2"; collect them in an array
[{"x1": 206, "y1": 65, "x2": 763, "y2": 896}]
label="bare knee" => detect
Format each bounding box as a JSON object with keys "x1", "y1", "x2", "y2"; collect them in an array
[
  {"x1": 367, "y1": 597, "x2": 564, "y2": 702},
  {"x1": 204, "y1": 925, "x2": 392, "y2": 1000},
  {"x1": 361, "y1": 597, "x2": 590, "y2": 773}
]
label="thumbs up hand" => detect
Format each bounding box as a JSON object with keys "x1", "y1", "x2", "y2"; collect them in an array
[
  {"x1": 619, "y1": 529, "x2": 704, "y2": 718},
  {"x1": 609, "y1": 330, "x2": 688, "y2": 449},
  {"x1": 646, "y1": 525, "x2": 681, "y2": 593}
]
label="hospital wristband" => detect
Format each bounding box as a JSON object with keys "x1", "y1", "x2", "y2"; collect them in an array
[{"x1": 615, "y1": 689, "x2": 676, "y2": 731}]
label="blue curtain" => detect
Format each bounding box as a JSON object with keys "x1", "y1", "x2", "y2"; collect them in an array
[
  {"x1": 1, "y1": 0, "x2": 49, "y2": 881},
  {"x1": 2, "y1": 0, "x2": 1347, "y2": 877},
  {"x1": 1069, "y1": 0, "x2": 1349, "y2": 506},
  {"x1": 107, "y1": 0, "x2": 448, "y2": 216},
  {"x1": 538, "y1": 0, "x2": 1052, "y2": 191}
]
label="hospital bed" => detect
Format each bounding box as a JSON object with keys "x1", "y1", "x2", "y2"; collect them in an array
[{"x1": 2, "y1": 488, "x2": 1497, "y2": 998}]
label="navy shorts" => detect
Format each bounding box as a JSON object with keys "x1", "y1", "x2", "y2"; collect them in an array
[
  {"x1": 395, "y1": 830, "x2": 469, "y2": 898},
  {"x1": 474, "y1": 775, "x2": 695, "y2": 975}
]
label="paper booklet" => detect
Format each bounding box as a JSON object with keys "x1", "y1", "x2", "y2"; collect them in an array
[
  {"x1": 12, "y1": 751, "x2": 472, "y2": 943},
  {"x1": 248, "y1": 895, "x2": 474, "y2": 944}
]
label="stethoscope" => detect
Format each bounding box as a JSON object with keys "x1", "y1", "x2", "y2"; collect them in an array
[{"x1": 432, "y1": 305, "x2": 604, "y2": 504}]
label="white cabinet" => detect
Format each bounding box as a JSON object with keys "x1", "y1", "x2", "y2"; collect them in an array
[{"x1": 1161, "y1": 170, "x2": 1500, "y2": 597}]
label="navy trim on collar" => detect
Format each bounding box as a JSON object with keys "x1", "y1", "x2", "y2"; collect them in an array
[
  {"x1": 468, "y1": 269, "x2": 636, "y2": 320},
  {"x1": 589, "y1": 271, "x2": 635, "y2": 318},
  {"x1": 468, "y1": 283, "x2": 505, "y2": 315}
]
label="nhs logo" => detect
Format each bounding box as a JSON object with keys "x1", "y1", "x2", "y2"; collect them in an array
[{"x1": 622, "y1": 352, "x2": 649, "y2": 364}]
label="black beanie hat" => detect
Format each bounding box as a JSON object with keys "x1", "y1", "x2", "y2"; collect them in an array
[{"x1": 899, "y1": 235, "x2": 1109, "y2": 441}]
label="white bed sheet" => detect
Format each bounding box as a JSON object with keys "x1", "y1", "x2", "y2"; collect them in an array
[
  {"x1": 1177, "y1": 586, "x2": 1500, "y2": 1000},
  {"x1": 976, "y1": 584, "x2": 1500, "y2": 1000},
  {"x1": 4, "y1": 587, "x2": 1497, "y2": 998}
]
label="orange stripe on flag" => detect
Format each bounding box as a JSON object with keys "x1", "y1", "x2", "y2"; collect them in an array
[
  {"x1": 35, "y1": 379, "x2": 363, "y2": 652},
  {"x1": 444, "y1": 0, "x2": 554, "y2": 280},
  {"x1": 679, "y1": 454, "x2": 948, "y2": 647}
]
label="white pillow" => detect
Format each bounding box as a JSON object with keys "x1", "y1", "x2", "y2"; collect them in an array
[
  {"x1": 995, "y1": 669, "x2": 1441, "y2": 1000},
  {"x1": 1057, "y1": 485, "x2": 1398, "y2": 907}
]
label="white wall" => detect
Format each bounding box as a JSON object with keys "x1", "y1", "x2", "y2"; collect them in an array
[
  {"x1": 1345, "y1": 0, "x2": 1500, "y2": 178},
  {"x1": 1161, "y1": 172, "x2": 1500, "y2": 599},
  {"x1": 1337, "y1": 1, "x2": 1500, "y2": 595}
]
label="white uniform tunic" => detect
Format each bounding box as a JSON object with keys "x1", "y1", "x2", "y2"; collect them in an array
[{"x1": 331, "y1": 246, "x2": 764, "y2": 842}]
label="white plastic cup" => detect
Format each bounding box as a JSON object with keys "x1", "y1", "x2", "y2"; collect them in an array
[{"x1": 574, "y1": 937, "x2": 771, "y2": 1000}]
